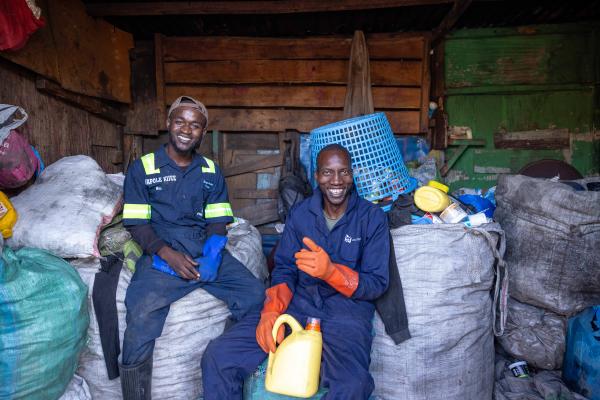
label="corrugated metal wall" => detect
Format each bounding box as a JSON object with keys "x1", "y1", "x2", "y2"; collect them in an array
[{"x1": 443, "y1": 23, "x2": 599, "y2": 189}]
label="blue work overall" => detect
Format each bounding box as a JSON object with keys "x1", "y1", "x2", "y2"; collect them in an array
[
  {"x1": 121, "y1": 146, "x2": 265, "y2": 366},
  {"x1": 202, "y1": 189, "x2": 390, "y2": 400}
]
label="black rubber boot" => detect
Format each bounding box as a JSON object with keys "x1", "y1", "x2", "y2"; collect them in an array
[{"x1": 120, "y1": 357, "x2": 152, "y2": 400}]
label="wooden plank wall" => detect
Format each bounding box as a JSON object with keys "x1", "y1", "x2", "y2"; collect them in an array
[
  {"x1": 154, "y1": 33, "x2": 430, "y2": 226},
  {"x1": 1, "y1": 0, "x2": 133, "y2": 104},
  {"x1": 0, "y1": 61, "x2": 122, "y2": 173},
  {"x1": 157, "y1": 33, "x2": 430, "y2": 133}
]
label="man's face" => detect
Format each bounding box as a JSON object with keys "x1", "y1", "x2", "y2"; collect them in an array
[
  {"x1": 167, "y1": 106, "x2": 207, "y2": 154},
  {"x1": 315, "y1": 149, "x2": 354, "y2": 207}
]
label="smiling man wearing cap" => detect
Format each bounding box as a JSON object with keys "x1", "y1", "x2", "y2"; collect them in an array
[{"x1": 120, "y1": 96, "x2": 265, "y2": 400}]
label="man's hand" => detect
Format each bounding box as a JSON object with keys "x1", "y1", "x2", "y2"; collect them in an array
[
  {"x1": 255, "y1": 283, "x2": 293, "y2": 353},
  {"x1": 294, "y1": 237, "x2": 359, "y2": 297},
  {"x1": 294, "y1": 237, "x2": 335, "y2": 280},
  {"x1": 256, "y1": 311, "x2": 285, "y2": 353},
  {"x1": 157, "y1": 246, "x2": 199, "y2": 280}
]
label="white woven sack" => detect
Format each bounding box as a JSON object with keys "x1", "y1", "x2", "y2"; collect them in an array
[
  {"x1": 74, "y1": 258, "x2": 229, "y2": 400},
  {"x1": 58, "y1": 375, "x2": 92, "y2": 400},
  {"x1": 73, "y1": 221, "x2": 267, "y2": 400},
  {"x1": 370, "y1": 223, "x2": 507, "y2": 400},
  {"x1": 8, "y1": 155, "x2": 122, "y2": 258},
  {"x1": 226, "y1": 218, "x2": 268, "y2": 283}
]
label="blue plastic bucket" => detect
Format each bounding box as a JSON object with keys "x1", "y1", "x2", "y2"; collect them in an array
[{"x1": 310, "y1": 113, "x2": 416, "y2": 206}]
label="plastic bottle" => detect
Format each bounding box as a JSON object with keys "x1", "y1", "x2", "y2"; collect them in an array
[
  {"x1": 414, "y1": 180, "x2": 451, "y2": 213},
  {"x1": 439, "y1": 202, "x2": 468, "y2": 224},
  {"x1": 265, "y1": 314, "x2": 323, "y2": 398},
  {"x1": 0, "y1": 192, "x2": 17, "y2": 239}
]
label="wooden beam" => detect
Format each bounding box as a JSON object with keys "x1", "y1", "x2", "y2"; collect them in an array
[
  {"x1": 164, "y1": 60, "x2": 422, "y2": 86},
  {"x1": 123, "y1": 134, "x2": 144, "y2": 172},
  {"x1": 343, "y1": 30, "x2": 374, "y2": 118},
  {"x1": 155, "y1": 33, "x2": 167, "y2": 130},
  {"x1": 222, "y1": 133, "x2": 279, "y2": 150},
  {"x1": 205, "y1": 109, "x2": 422, "y2": 133},
  {"x1": 431, "y1": 0, "x2": 473, "y2": 47},
  {"x1": 162, "y1": 34, "x2": 426, "y2": 61},
  {"x1": 234, "y1": 201, "x2": 279, "y2": 226},
  {"x1": 87, "y1": 1, "x2": 454, "y2": 16},
  {"x1": 35, "y1": 78, "x2": 126, "y2": 125},
  {"x1": 494, "y1": 129, "x2": 570, "y2": 149},
  {"x1": 223, "y1": 155, "x2": 283, "y2": 177},
  {"x1": 165, "y1": 85, "x2": 422, "y2": 109},
  {"x1": 233, "y1": 189, "x2": 278, "y2": 199},
  {"x1": 431, "y1": 41, "x2": 447, "y2": 149},
  {"x1": 419, "y1": 36, "x2": 431, "y2": 133},
  {"x1": 126, "y1": 41, "x2": 160, "y2": 136}
]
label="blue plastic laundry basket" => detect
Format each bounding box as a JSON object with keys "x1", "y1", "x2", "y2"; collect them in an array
[{"x1": 310, "y1": 113, "x2": 416, "y2": 204}]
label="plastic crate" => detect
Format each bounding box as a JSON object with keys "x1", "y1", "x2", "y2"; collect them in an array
[{"x1": 310, "y1": 113, "x2": 416, "y2": 204}]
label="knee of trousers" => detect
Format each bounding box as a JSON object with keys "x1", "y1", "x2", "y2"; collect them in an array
[
  {"x1": 200, "y1": 339, "x2": 217, "y2": 369},
  {"x1": 327, "y1": 370, "x2": 374, "y2": 399}
]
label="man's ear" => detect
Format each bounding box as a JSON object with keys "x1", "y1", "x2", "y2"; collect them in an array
[{"x1": 165, "y1": 118, "x2": 170, "y2": 129}]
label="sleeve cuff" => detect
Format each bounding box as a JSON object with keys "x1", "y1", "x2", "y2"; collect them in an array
[{"x1": 389, "y1": 327, "x2": 411, "y2": 345}]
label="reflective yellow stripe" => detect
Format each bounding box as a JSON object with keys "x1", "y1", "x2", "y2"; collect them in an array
[
  {"x1": 123, "y1": 204, "x2": 151, "y2": 219},
  {"x1": 202, "y1": 157, "x2": 216, "y2": 174},
  {"x1": 141, "y1": 153, "x2": 160, "y2": 175},
  {"x1": 204, "y1": 202, "x2": 233, "y2": 218}
]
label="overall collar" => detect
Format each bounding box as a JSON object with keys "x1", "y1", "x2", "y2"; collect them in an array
[{"x1": 156, "y1": 144, "x2": 203, "y2": 172}]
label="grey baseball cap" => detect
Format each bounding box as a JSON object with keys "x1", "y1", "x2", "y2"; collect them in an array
[{"x1": 168, "y1": 96, "x2": 208, "y2": 124}]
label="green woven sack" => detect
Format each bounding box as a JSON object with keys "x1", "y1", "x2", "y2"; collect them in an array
[{"x1": 0, "y1": 247, "x2": 89, "y2": 400}]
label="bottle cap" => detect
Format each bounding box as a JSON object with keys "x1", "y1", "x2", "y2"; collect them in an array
[
  {"x1": 427, "y1": 180, "x2": 449, "y2": 193},
  {"x1": 305, "y1": 317, "x2": 321, "y2": 332}
]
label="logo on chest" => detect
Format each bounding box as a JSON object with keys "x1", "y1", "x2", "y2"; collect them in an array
[
  {"x1": 145, "y1": 175, "x2": 177, "y2": 186},
  {"x1": 344, "y1": 234, "x2": 361, "y2": 244}
]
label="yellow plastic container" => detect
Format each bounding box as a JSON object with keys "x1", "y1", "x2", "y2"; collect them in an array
[
  {"x1": 414, "y1": 180, "x2": 451, "y2": 213},
  {"x1": 265, "y1": 314, "x2": 322, "y2": 398},
  {"x1": 0, "y1": 191, "x2": 17, "y2": 239}
]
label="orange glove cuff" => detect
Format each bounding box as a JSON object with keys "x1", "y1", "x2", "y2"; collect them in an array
[
  {"x1": 261, "y1": 283, "x2": 293, "y2": 316},
  {"x1": 325, "y1": 264, "x2": 359, "y2": 298}
]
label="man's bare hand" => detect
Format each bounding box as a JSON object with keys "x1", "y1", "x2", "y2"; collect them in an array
[{"x1": 157, "y1": 246, "x2": 199, "y2": 280}]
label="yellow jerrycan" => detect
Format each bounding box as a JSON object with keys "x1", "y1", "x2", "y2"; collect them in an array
[
  {"x1": 265, "y1": 314, "x2": 322, "y2": 398},
  {"x1": 0, "y1": 191, "x2": 17, "y2": 239}
]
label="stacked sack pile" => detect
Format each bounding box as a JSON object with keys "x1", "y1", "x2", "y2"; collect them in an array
[
  {"x1": 1, "y1": 154, "x2": 269, "y2": 399},
  {"x1": 494, "y1": 174, "x2": 600, "y2": 400}
]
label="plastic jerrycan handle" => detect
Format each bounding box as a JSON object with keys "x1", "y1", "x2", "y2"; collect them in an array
[{"x1": 271, "y1": 314, "x2": 303, "y2": 348}]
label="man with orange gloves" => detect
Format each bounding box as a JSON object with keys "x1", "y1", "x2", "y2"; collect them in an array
[{"x1": 202, "y1": 143, "x2": 390, "y2": 399}]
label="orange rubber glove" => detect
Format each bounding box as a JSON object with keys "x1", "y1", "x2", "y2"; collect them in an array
[
  {"x1": 294, "y1": 237, "x2": 359, "y2": 298},
  {"x1": 256, "y1": 283, "x2": 293, "y2": 353}
]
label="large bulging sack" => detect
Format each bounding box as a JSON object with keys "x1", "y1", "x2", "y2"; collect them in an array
[
  {"x1": 74, "y1": 221, "x2": 268, "y2": 400},
  {"x1": 75, "y1": 261, "x2": 230, "y2": 400},
  {"x1": 58, "y1": 375, "x2": 92, "y2": 400},
  {"x1": 370, "y1": 223, "x2": 507, "y2": 400},
  {"x1": 497, "y1": 298, "x2": 567, "y2": 370},
  {"x1": 7, "y1": 155, "x2": 122, "y2": 258},
  {"x1": 0, "y1": 247, "x2": 88, "y2": 400},
  {"x1": 495, "y1": 174, "x2": 600, "y2": 316}
]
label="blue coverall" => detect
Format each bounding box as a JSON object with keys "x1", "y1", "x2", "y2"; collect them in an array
[
  {"x1": 122, "y1": 145, "x2": 265, "y2": 366},
  {"x1": 202, "y1": 187, "x2": 390, "y2": 400}
]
